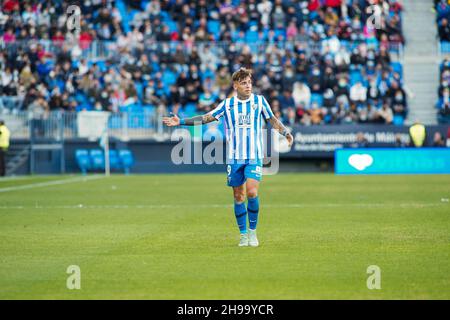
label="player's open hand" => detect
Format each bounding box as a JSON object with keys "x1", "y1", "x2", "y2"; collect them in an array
[
  {"x1": 286, "y1": 132, "x2": 294, "y2": 147},
  {"x1": 162, "y1": 114, "x2": 180, "y2": 127}
]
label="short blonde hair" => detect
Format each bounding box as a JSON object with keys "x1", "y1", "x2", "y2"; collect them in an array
[{"x1": 231, "y1": 67, "x2": 252, "y2": 83}]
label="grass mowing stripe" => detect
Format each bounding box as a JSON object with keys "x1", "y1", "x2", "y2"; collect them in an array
[
  {"x1": 0, "y1": 203, "x2": 446, "y2": 210},
  {"x1": 0, "y1": 175, "x2": 105, "y2": 193}
]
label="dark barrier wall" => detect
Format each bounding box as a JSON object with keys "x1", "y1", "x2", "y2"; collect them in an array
[
  {"x1": 66, "y1": 139, "x2": 228, "y2": 174},
  {"x1": 284, "y1": 124, "x2": 450, "y2": 158},
  {"x1": 9, "y1": 124, "x2": 449, "y2": 174}
]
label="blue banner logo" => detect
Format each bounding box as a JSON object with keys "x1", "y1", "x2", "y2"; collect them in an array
[{"x1": 335, "y1": 148, "x2": 450, "y2": 174}]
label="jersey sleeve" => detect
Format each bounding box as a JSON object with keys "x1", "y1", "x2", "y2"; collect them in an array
[
  {"x1": 209, "y1": 100, "x2": 226, "y2": 120},
  {"x1": 261, "y1": 96, "x2": 275, "y2": 120}
]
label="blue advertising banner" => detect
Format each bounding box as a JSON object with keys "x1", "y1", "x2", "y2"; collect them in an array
[{"x1": 335, "y1": 148, "x2": 450, "y2": 174}]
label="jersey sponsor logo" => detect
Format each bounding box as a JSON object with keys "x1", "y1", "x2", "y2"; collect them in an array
[{"x1": 237, "y1": 113, "x2": 251, "y2": 126}]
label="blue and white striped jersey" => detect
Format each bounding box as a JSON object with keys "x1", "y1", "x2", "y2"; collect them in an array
[{"x1": 209, "y1": 93, "x2": 274, "y2": 160}]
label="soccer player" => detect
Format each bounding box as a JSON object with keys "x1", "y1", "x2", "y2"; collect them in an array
[{"x1": 163, "y1": 68, "x2": 293, "y2": 247}]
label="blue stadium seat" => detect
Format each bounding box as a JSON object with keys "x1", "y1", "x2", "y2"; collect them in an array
[
  {"x1": 108, "y1": 150, "x2": 121, "y2": 170},
  {"x1": 116, "y1": 0, "x2": 130, "y2": 33},
  {"x1": 118, "y1": 150, "x2": 134, "y2": 174},
  {"x1": 366, "y1": 37, "x2": 379, "y2": 50},
  {"x1": 231, "y1": 30, "x2": 244, "y2": 42},
  {"x1": 128, "y1": 10, "x2": 140, "y2": 24},
  {"x1": 159, "y1": 10, "x2": 170, "y2": 21},
  {"x1": 140, "y1": 0, "x2": 149, "y2": 11},
  {"x1": 89, "y1": 149, "x2": 105, "y2": 170},
  {"x1": 75, "y1": 149, "x2": 91, "y2": 174},
  {"x1": 391, "y1": 62, "x2": 403, "y2": 78},
  {"x1": 441, "y1": 41, "x2": 450, "y2": 54},
  {"x1": 207, "y1": 20, "x2": 221, "y2": 35},
  {"x1": 56, "y1": 79, "x2": 65, "y2": 92},
  {"x1": 75, "y1": 92, "x2": 88, "y2": 104},
  {"x1": 95, "y1": 60, "x2": 107, "y2": 72},
  {"x1": 76, "y1": 102, "x2": 93, "y2": 112},
  {"x1": 248, "y1": 21, "x2": 258, "y2": 28},
  {"x1": 184, "y1": 103, "x2": 197, "y2": 114},
  {"x1": 340, "y1": 40, "x2": 350, "y2": 50},
  {"x1": 134, "y1": 82, "x2": 144, "y2": 100},
  {"x1": 348, "y1": 41, "x2": 360, "y2": 52},
  {"x1": 165, "y1": 20, "x2": 178, "y2": 33},
  {"x1": 162, "y1": 70, "x2": 177, "y2": 87},
  {"x1": 350, "y1": 70, "x2": 363, "y2": 86},
  {"x1": 310, "y1": 93, "x2": 324, "y2": 106},
  {"x1": 200, "y1": 68, "x2": 214, "y2": 82},
  {"x1": 436, "y1": 98, "x2": 444, "y2": 109},
  {"x1": 323, "y1": 113, "x2": 333, "y2": 124},
  {"x1": 274, "y1": 28, "x2": 286, "y2": 40},
  {"x1": 393, "y1": 115, "x2": 404, "y2": 126},
  {"x1": 245, "y1": 30, "x2": 259, "y2": 42}
]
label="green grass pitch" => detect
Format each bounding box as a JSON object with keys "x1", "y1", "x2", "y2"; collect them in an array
[{"x1": 0, "y1": 173, "x2": 449, "y2": 299}]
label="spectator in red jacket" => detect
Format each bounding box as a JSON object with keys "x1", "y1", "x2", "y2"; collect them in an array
[
  {"x1": 2, "y1": 0, "x2": 19, "y2": 13},
  {"x1": 79, "y1": 30, "x2": 94, "y2": 50}
]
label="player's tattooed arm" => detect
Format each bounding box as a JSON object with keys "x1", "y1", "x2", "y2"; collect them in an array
[
  {"x1": 162, "y1": 113, "x2": 217, "y2": 126},
  {"x1": 268, "y1": 117, "x2": 288, "y2": 136},
  {"x1": 268, "y1": 117, "x2": 294, "y2": 147}
]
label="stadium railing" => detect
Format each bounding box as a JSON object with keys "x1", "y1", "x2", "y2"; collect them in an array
[
  {"x1": 0, "y1": 39, "x2": 114, "y2": 61},
  {"x1": 0, "y1": 39, "x2": 404, "y2": 62},
  {"x1": 0, "y1": 110, "x2": 168, "y2": 141}
]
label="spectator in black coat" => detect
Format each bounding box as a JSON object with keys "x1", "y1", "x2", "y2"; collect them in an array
[{"x1": 439, "y1": 18, "x2": 450, "y2": 41}]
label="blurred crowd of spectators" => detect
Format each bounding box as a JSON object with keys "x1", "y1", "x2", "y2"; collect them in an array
[
  {"x1": 436, "y1": 0, "x2": 450, "y2": 42},
  {"x1": 0, "y1": 0, "x2": 407, "y2": 126},
  {"x1": 437, "y1": 58, "x2": 450, "y2": 124},
  {"x1": 435, "y1": 0, "x2": 450, "y2": 124}
]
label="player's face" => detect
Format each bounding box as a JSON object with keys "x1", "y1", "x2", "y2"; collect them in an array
[{"x1": 234, "y1": 76, "x2": 252, "y2": 97}]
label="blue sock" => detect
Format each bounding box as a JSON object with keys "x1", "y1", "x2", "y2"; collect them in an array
[
  {"x1": 234, "y1": 202, "x2": 247, "y2": 234},
  {"x1": 247, "y1": 196, "x2": 259, "y2": 230}
]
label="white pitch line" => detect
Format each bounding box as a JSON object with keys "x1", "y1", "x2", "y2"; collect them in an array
[
  {"x1": 0, "y1": 203, "x2": 445, "y2": 210},
  {"x1": 0, "y1": 175, "x2": 105, "y2": 194}
]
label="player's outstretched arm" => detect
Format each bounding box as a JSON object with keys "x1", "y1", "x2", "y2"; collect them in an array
[
  {"x1": 268, "y1": 116, "x2": 294, "y2": 147},
  {"x1": 162, "y1": 113, "x2": 216, "y2": 127}
]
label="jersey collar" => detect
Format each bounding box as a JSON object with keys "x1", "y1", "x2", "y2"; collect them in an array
[{"x1": 235, "y1": 93, "x2": 254, "y2": 103}]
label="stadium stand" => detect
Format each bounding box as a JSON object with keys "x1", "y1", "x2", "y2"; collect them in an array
[{"x1": 0, "y1": 0, "x2": 407, "y2": 128}]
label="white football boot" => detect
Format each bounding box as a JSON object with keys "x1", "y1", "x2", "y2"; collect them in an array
[
  {"x1": 238, "y1": 233, "x2": 249, "y2": 247},
  {"x1": 248, "y1": 229, "x2": 259, "y2": 247}
]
